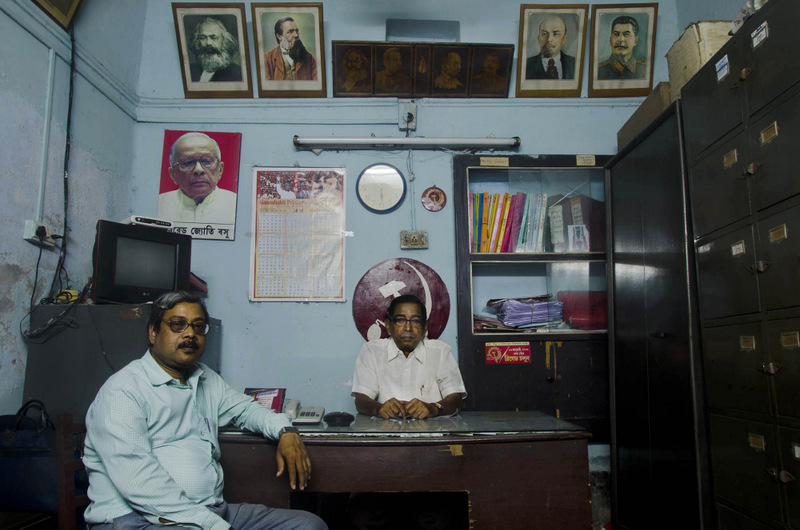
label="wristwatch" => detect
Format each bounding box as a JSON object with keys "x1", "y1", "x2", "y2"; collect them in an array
[
  {"x1": 433, "y1": 402, "x2": 443, "y2": 415},
  {"x1": 279, "y1": 426, "x2": 299, "y2": 437}
]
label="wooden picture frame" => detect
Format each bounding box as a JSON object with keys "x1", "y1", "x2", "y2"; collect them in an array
[
  {"x1": 469, "y1": 45, "x2": 514, "y2": 97},
  {"x1": 30, "y1": 0, "x2": 83, "y2": 31},
  {"x1": 332, "y1": 42, "x2": 374, "y2": 97},
  {"x1": 251, "y1": 2, "x2": 326, "y2": 98},
  {"x1": 588, "y1": 3, "x2": 658, "y2": 97},
  {"x1": 516, "y1": 4, "x2": 588, "y2": 98},
  {"x1": 332, "y1": 41, "x2": 514, "y2": 98},
  {"x1": 171, "y1": 3, "x2": 253, "y2": 99},
  {"x1": 431, "y1": 45, "x2": 471, "y2": 98}
]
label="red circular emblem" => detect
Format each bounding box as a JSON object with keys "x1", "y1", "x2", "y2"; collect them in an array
[{"x1": 352, "y1": 258, "x2": 450, "y2": 341}]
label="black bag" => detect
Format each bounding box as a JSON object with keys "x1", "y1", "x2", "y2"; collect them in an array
[{"x1": 0, "y1": 399, "x2": 58, "y2": 512}]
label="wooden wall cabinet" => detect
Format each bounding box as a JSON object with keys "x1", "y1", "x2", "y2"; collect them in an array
[
  {"x1": 607, "y1": 102, "x2": 709, "y2": 529},
  {"x1": 453, "y1": 154, "x2": 611, "y2": 440}
]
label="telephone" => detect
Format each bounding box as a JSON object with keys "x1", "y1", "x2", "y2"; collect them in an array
[{"x1": 283, "y1": 399, "x2": 325, "y2": 425}]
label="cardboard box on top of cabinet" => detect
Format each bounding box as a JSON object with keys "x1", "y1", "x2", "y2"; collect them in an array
[{"x1": 666, "y1": 21, "x2": 731, "y2": 102}]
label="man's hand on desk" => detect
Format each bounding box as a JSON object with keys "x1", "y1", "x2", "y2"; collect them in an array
[
  {"x1": 376, "y1": 397, "x2": 408, "y2": 419},
  {"x1": 276, "y1": 432, "x2": 311, "y2": 491},
  {"x1": 403, "y1": 398, "x2": 438, "y2": 419}
]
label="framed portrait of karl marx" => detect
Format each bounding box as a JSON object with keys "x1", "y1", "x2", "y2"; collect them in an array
[
  {"x1": 588, "y1": 3, "x2": 658, "y2": 97},
  {"x1": 172, "y1": 3, "x2": 253, "y2": 99},
  {"x1": 251, "y1": 3, "x2": 326, "y2": 98},
  {"x1": 516, "y1": 4, "x2": 589, "y2": 98}
]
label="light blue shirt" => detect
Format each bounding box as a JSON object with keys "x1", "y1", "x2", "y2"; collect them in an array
[{"x1": 83, "y1": 351, "x2": 291, "y2": 528}]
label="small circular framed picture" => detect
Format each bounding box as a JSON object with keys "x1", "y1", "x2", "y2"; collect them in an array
[
  {"x1": 356, "y1": 163, "x2": 407, "y2": 213},
  {"x1": 421, "y1": 186, "x2": 447, "y2": 212}
]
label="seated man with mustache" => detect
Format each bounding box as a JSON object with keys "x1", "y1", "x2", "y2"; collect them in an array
[
  {"x1": 598, "y1": 15, "x2": 647, "y2": 80},
  {"x1": 189, "y1": 18, "x2": 242, "y2": 82},
  {"x1": 264, "y1": 16, "x2": 318, "y2": 81}
]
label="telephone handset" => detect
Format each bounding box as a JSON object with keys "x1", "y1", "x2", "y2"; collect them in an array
[{"x1": 283, "y1": 399, "x2": 325, "y2": 425}]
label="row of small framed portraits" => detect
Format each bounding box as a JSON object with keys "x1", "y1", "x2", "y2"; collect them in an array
[{"x1": 172, "y1": 2, "x2": 657, "y2": 100}]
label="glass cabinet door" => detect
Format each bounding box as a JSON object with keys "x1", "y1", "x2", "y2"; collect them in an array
[{"x1": 455, "y1": 156, "x2": 608, "y2": 336}]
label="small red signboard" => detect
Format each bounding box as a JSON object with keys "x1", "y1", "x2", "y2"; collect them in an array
[{"x1": 485, "y1": 342, "x2": 531, "y2": 364}]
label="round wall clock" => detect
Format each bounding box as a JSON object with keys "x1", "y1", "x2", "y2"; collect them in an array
[
  {"x1": 421, "y1": 186, "x2": 447, "y2": 212},
  {"x1": 356, "y1": 163, "x2": 406, "y2": 213}
]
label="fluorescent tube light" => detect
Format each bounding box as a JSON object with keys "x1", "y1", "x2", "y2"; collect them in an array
[{"x1": 293, "y1": 135, "x2": 521, "y2": 150}]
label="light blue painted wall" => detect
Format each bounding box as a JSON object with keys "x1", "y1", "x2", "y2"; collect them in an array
[
  {"x1": 0, "y1": 0, "x2": 744, "y2": 415},
  {"x1": 127, "y1": 0, "x2": 679, "y2": 415},
  {"x1": 0, "y1": 0, "x2": 138, "y2": 413},
  {"x1": 675, "y1": 0, "x2": 745, "y2": 31}
]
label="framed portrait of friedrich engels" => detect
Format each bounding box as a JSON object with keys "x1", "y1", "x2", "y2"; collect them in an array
[
  {"x1": 251, "y1": 3, "x2": 326, "y2": 98},
  {"x1": 588, "y1": 3, "x2": 658, "y2": 97},
  {"x1": 172, "y1": 3, "x2": 253, "y2": 99},
  {"x1": 516, "y1": 4, "x2": 589, "y2": 98}
]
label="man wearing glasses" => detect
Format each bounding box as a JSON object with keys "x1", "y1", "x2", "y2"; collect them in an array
[
  {"x1": 83, "y1": 291, "x2": 327, "y2": 529},
  {"x1": 351, "y1": 294, "x2": 466, "y2": 419},
  {"x1": 157, "y1": 132, "x2": 237, "y2": 224}
]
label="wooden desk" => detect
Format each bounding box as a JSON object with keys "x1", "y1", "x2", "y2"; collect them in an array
[{"x1": 220, "y1": 411, "x2": 592, "y2": 528}]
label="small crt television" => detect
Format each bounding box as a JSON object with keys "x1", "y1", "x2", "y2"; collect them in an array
[{"x1": 92, "y1": 220, "x2": 192, "y2": 303}]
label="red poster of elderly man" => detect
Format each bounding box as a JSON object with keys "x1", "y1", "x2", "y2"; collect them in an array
[{"x1": 157, "y1": 130, "x2": 242, "y2": 241}]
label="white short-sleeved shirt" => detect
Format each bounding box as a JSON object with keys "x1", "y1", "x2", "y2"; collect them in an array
[
  {"x1": 351, "y1": 338, "x2": 467, "y2": 404},
  {"x1": 158, "y1": 187, "x2": 237, "y2": 224}
]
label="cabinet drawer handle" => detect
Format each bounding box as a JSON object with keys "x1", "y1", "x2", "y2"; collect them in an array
[
  {"x1": 650, "y1": 332, "x2": 667, "y2": 339},
  {"x1": 741, "y1": 162, "x2": 762, "y2": 177},
  {"x1": 767, "y1": 467, "x2": 778, "y2": 480},
  {"x1": 760, "y1": 362, "x2": 782, "y2": 375},
  {"x1": 730, "y1": 68, "x2": 753, "y2": 89},
  {"x1": 747, "y1": 260, "x2": 771, "y2": 274}
]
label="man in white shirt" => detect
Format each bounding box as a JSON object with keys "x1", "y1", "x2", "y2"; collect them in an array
[
  {"x1": 351, "y1": 294, "x2": 466, "y2": 419},
  {"x1": 158, "y1": 132, "x2": 237, "y2": 224}
]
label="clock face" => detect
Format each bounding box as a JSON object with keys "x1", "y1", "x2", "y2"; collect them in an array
[{"x1": 356, "y1": 164, "x2": 406, "y2": 213}]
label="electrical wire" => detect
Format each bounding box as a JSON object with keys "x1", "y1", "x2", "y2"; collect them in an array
[
  {"x1": 29, "y1": 239, "x2": 45, "y2": 313},
  {"x1": 20, "y1": 279, "x2": 90, "y2": 345},
  {"x1": 48, "y1": 25, "x2": 76, "y2": 299}
]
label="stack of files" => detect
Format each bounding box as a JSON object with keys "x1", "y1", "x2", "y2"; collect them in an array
[{"x1": 495, "y1": 299, "x2": 564, "y2": 328}]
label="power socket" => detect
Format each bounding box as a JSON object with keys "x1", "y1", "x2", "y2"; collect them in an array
[
  {"x1": 400, "y1": 230, "x2": 428, "y2": 249},
  {"x1": 398, "y1": 102, "x2": 417, "y2": 131},
  {"x1": 23, "y1": 219, "x2": 55, "y2": 249}
]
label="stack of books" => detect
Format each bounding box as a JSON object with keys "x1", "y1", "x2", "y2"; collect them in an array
[
  {"x1": 468, "y1": 192, "x2": 605, "y2": 253},
  {"x1": 469, "y1": 192, "x2": 548, "y2": 253}
]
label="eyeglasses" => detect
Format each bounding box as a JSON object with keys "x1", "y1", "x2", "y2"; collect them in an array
[
  {"x1": 172, "y1": 157, "x2": 219, "y2": 172},
  {"x1": 161, "y1": 319, "x2": 210, "y2": 335},
  {"x1": 389, "y1": 317, "x2": 425, "y2": 328}
]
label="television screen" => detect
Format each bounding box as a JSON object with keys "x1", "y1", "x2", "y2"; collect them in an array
[
  {"x1": 92, "y1": 220, "x2": 191, "y2": 303},
  {"x1": 115, "y1": 236, "x2": 176, "y2": 290}
]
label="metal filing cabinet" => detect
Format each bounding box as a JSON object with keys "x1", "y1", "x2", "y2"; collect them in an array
[
  {"x1": 682, "y1": 0, "x2": 800, "y2": 526},
  {"x1": 701, "y1": 323, "x2": 771, "y2": 416},
  {"x1": 695, "y1": 225, "x2": 760, "y2": 320},
  {"x1": 688, "y1": 131, "x2": 751, "y2": 238}
]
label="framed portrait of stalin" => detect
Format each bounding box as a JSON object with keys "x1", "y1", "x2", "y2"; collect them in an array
[
  {"x1": 588, "y1": 3, "x2": 658, "y2": 97},
  {"x1": 251, "y1": 2, "x2": 326, "y2": 98},
  {"x1": 172, "y1": 3, "x2": 253, "y2": 99}
]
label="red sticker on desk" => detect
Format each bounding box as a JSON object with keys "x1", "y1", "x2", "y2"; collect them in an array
[{"x1": 485, "y1": 342, "x2": 531, "y2": 364}]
